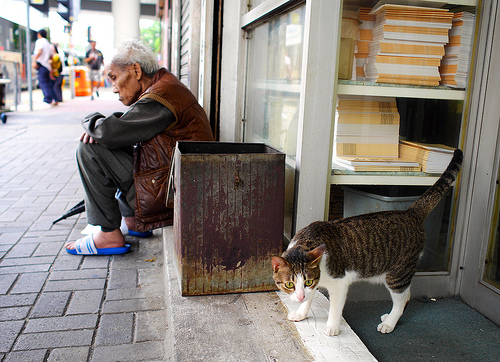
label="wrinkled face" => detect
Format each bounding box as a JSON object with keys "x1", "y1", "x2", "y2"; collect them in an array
[{"x1": 107, "y1": 63, "x2": 143, "y2": 106}]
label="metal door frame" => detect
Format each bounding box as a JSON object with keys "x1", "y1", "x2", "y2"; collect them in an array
[{"x1": 455, "y1": 0, "x2": 500, "y2": 325}]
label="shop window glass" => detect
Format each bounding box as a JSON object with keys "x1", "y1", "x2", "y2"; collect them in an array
[{"x1": 243, "y1": 5, "x2": 305, "y2": 161}]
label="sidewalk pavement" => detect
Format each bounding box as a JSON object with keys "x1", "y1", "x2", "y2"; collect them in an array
[{"x1": 0, "y1": 88, "x2": 375, "y2": 361}]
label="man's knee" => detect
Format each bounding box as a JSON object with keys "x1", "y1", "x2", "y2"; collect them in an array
[
  {"x1": 77, "y1": 141, "x2": 93, "y2": 162},
  {"x1": 76, "y1": 141, "x2": 105, "y2": 169},
  {"x1": 77, "y1": 141, "x2": 133, "y2": 181}
]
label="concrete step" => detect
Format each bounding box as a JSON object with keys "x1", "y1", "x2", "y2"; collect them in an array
[{"x1": 161, "y1": 226, "x2": 376, "y2": 361}]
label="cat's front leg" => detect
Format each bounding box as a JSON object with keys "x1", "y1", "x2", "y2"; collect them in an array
[
  {"x1": 287, "y1": 290, "x2": 316, "y2": 321},
  {"x1": 323, "y1": 280, "x2": 349, "y2": 336}
]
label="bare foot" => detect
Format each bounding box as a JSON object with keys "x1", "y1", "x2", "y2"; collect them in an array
[
  {"x1": 124, "y1": 216, "x2": 136, "y2": 231},
  {"x1": 65, "y1": 229, "x2": 125, "y2": 250}
]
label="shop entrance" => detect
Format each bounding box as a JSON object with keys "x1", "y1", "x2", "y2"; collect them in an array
[{"x1": 458, "y1": 1, "x2": 500, "y2": 325}]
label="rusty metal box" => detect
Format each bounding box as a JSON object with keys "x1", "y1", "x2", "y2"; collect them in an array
[{"x1": 171, "y1": 141, "x2": 285, "y2": 296}]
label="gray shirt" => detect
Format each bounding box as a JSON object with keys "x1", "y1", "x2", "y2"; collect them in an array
[{"x1": 82, "y1": 98, "x2": 176, "y2": 149}]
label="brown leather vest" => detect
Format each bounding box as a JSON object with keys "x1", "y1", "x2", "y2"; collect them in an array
[{"x1": 133, "y1": 68, "x2": 213, "y2": 231}]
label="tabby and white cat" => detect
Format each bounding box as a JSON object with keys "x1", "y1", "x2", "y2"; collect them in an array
[{"x1": 272, "y1": 149, "x2": 463, "y2": 336}]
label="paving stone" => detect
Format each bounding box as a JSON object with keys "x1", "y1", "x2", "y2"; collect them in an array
[
  {"x1": 0, "y1": 210, "x2": 22, "y2": 222},
  {"x1": 9, "y1": 196, "x2": 37, "y2": 208},
  {"x1": 92, "y1": 341, "x2": 165, "y2": 362},
  {"x1": 66, "y1": 290, "x2": 104, "y2": 315},
  {"x1": 0, "y1": 226, "x2": 30, "y2": 235},
  {"x1": 3, "y1": 349, "x2": 48, "y2": 362},
  {"x1": 24, "y1": 314, "x2": 98, "y2": 333},
  {"x1": 17, "y1": 211, "x2": 44, "y2": 223},
  {"x1": 110, "y1": 254, "x2": 154, "y2": 270},
  {"x1": 4, "y1": 243, "x2": 38, "y2": 258},
  {"x1": 0, "y1": 273, "x2": 17, "y2": 294},
  {"x1": 0, "y1": 256, "x2": 56, "y2": 267},
  {"x1": 34, "y1": 195, "x2": 56, "y2": 207},
  {"x1": 23, "y1": 230, "x2": 70, "y2": 239},
  {"x1": 135, "y1": 310, "x2": 167, "y2": 342},
  {"x1": 13, "y1": 330, "x2": 94, "y2": 351},
  {"x1": 29, "y1": 219, "x2": 57, "y2": 232},
  {"x1": 20, "y1": 235, "x2": 69, "y2": 243},
  {"x1": 49, "y1": 268, "x2": 108, "y2": 281},
  {"x1": 0, "y1": 232, "x2": 24, "y2": 245},
  {"x1": 51, "y1": 255, "x2": 83, "y2": 271},
  {"x1": 44, "y1": 278, "x2": 105, "y2": 292},
  {"x1": 0, "y1": 306, "x2": 30, "y2": 321},
  {"x1": 106, "y1": 288, "x2": 157, "y2": 301},
  {"x1": 47, "y1": 346, "x2": 89, "y2": 362},
  {"x1": 10, "y1": 272, "x2": 48, "y2": 294},
  {"x1": 0, "y1": 320, "x2": 24, "y2": 353},
  {"x1": 0, "y1": 244, "x2": 11, "y2": 252},
  {"x1": 0, "y1": 293, "x2": 37, "y2": 308},
  {"x1": 108, "y1": 269, "x2": 137, "y2": 290},
  {"x1": 33, "y1": 242, "x2": 64, "y2": 257},
  {"x1": 102, "y1": 298, "x2": 164, "y2": 314},
  {"x1": 138, "y1": 267, "x2": 164, "y2": 291},
  {"x1": 44, "y1": 201, "x2": 71, "y2": 215},
  {"x1": 81, "y1": 256, "x2": 110, "y2": 269},
  {"x1": 95, "y1": 313, "x2": 134, "y2": 346},
  {"x1": 30, "y1": 291, "x2": 71, "y2": 318},
  {"x1": 0, "y1": 264, "x2": 51, "y2": 274}
]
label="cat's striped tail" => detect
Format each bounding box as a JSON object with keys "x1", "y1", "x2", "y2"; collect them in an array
[{"x1": 409, "y1": 149, "x2": 463, "y2": 219}]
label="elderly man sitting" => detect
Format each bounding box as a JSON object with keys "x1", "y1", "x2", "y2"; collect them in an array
[{"x1": 65, "y1": 39, "x2": 213, "y2": 255}]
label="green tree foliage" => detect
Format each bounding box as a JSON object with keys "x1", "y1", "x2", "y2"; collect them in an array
[{"x1": 141, "y1": 21, "x2": 161, "y2": 55}]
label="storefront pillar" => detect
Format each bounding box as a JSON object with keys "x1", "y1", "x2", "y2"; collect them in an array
[{"x1": 112, "y1": 0, "x2": 140, "y2": 47}]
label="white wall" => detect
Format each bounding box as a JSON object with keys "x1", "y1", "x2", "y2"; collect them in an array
[{"x1": 218, "y1": 0, "x2": 245, "y2": 142}]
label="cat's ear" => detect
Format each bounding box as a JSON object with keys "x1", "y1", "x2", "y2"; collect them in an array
[
  {"x1": 308, "y1": 244, "x2": 326, "y2": 267},
  {"x1": 271, "y1": 256, "x2": 287, "y2": 273}
]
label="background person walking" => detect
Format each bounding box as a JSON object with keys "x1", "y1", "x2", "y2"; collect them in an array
[
  {"x1": 33, "y1": 29, "x2": 57, "y2": 105},
  {"x1": 51, "y1": 43, "x2": 64, "y2": 104},
  {"x1": 85, "y1": 40, "x2": 104, "y2": 100}
]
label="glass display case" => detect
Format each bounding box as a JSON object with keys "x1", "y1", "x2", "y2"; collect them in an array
[{"x1": 330, "y1": 0, "x2": 477, "y2": 271}]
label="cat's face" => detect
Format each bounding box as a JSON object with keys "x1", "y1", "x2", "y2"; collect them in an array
[{"x1": 271, "y1": 245, "x2": 325, "y2": 303}]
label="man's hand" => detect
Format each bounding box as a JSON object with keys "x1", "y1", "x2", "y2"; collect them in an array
[{"x1": 80, "y1": 132, "x2": 96, "y2": 144}]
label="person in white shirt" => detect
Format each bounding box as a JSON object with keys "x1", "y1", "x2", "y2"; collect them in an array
[{"x1": 33, "y1": 29, "x2": 57, "y2": 105}]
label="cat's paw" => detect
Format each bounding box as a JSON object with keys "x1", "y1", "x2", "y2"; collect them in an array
[
  {"x1": 323, "y1": 324, "x2": 341, "y2": 336},
  {"x1": 287, "y1": 311, "x2": 307, "y2": 322},
  {"x1": 380, "y1": 313, "x2": 389, "y2": 322},
  {"x1": 377, "y1": 322, "x2": 395, "y2": 334}
]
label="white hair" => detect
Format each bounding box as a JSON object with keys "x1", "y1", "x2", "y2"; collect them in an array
[{"x1": 111, "y1": 39, "x2": 159, "y2": 77}]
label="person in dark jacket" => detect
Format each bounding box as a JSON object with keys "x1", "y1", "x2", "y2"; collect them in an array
[{"x1": 65, "y1": 39, "x2": 213, "y2": 255}]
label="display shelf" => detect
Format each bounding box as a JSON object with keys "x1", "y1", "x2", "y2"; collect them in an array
[
  {"x1": 255, "y1": 80, "x2": 301, "y2": 93},
  {"x1": 337, "y1": 80, "x2": 466, "y2": 100},
  {"x1": 331, "y1": 0, "x2": 471, "y2": 188},
  {"x1": 331, "y1": 168, "x2": 440, "y2": 186},
  {"x1": 342, "y1": 0, "x2": 477, "y2": 8}
]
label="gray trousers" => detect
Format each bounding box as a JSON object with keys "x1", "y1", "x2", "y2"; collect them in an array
[{"x1": 77, "y1": 142, "x2": 136, "y2": 230}]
